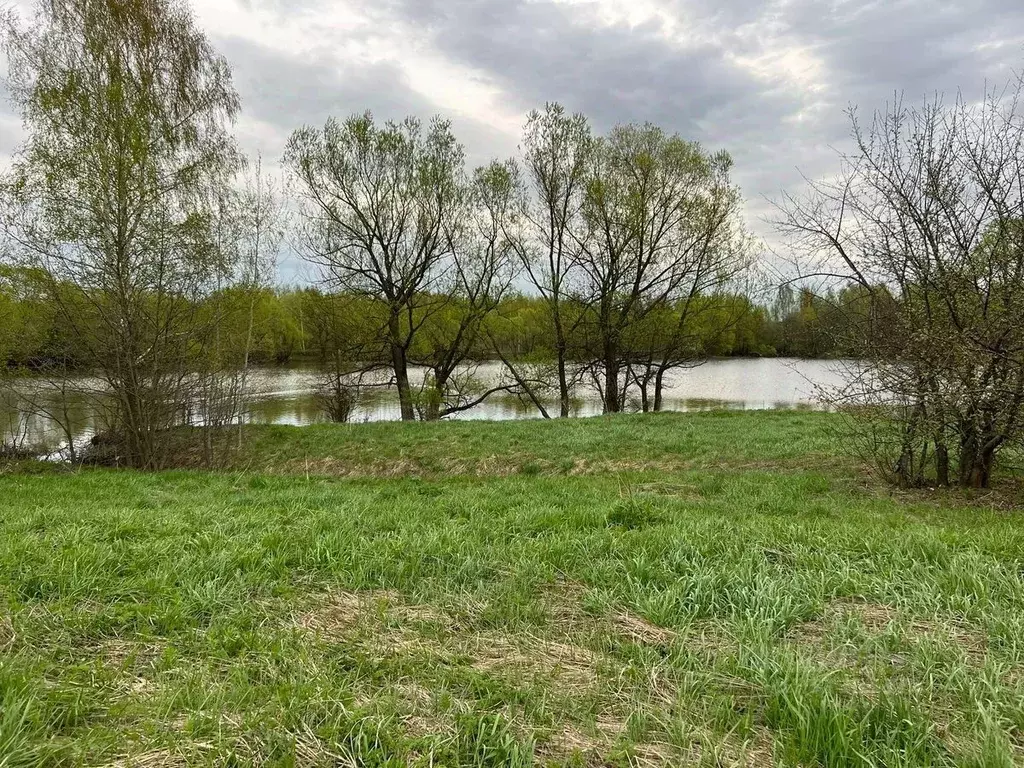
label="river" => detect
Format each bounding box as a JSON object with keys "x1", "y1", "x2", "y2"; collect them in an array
[{"x1": 2, "y1": 358, "x2": 851, "y2": 454}]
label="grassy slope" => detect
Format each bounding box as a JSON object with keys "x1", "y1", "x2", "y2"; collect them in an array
[
  {"x1": 1, "y1": 411, "x2": 1024, "y2": 766},
  {"x1": 234, "y1": 410, "x2": 842, "y2": 475}
]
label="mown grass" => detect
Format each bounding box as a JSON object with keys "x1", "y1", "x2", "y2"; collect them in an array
[{"x1": 1, "y1": 411, "x2": 1024, "y2": 766}]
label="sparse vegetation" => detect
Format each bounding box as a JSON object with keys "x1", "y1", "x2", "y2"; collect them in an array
[{"x1": 775, "y1": 81, "x2": 1024, "y2": 489}]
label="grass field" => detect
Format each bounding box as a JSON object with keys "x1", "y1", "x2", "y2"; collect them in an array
[{"x1": 2, "y1": 411, "x2": 1024, "y2": 766}]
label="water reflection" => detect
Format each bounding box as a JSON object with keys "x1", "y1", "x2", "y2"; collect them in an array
[{"x1": 2, "y1": 358, "x2": 849, "y2": 453}]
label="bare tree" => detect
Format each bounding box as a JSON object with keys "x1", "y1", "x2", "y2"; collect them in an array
[
  {"x1": 416, "y1": 160, "x2": 523, "y2": 420},
  {"x1": 284, "y1": 113, "x2": 464, "y2": 421},
  {"x1": 0, "y1": 0, "x2": 242, "y2": 468},
  {"x1": 774, "y1": 81, "x2": 1024, "y2": 489}
]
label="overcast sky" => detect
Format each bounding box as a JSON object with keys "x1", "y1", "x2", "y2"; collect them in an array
[{"x1": 2, "y1": 0, "x2": 1023, "y2": 281}]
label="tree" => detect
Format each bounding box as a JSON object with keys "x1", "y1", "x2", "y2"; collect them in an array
[
  {"x1": 298, "y1": 288, "x2": 385, "y2": 424},
  {"x1": 513, "y1": 104, "x2": 594, "y2": 418},
  {"x1": 284, "y1": 113, "x2": 464, "y2": 421},
  {"x1": 0, "y1": 0, "x2": 242, "y2": 468},
  {"x1": 774, "y1": 82, "x2": 1024, "y2": 489},
  {"x1": 414, "y1": 160, "x2": 523, "y2": 419},
  {"x1": 576, "y1": 123, "x2": 749, "y2": 413},
  {"x1": 235, "y1": 155, "x2": 285, "y2": 440}
]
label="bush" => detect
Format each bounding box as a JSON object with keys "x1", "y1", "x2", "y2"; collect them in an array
[{"x1": 314, "y1": 373, "x2": 359, "y2": 423}]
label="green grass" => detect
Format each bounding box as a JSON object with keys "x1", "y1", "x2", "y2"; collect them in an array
[
  {"x1": 229, "y1": 410, "x2": 843, "y2": 476},
  {"x1": 1, "y1": 411, "x2": 1024, "y2": 766}
]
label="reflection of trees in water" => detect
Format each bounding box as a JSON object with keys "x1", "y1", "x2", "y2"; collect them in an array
[
  {"x1": 6, "y1": 360, "x2": 843, "y2": 454},
  {"x1": 245, "y1": 395, "x2": 301, "y2": 426},
  {"x1": 2, "y1": 385, "x2": 103, "y2": 453}
]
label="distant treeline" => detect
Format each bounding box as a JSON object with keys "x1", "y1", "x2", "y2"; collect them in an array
[{"x1": 0, "y1": 267, "x2": 867, "y2": 370}]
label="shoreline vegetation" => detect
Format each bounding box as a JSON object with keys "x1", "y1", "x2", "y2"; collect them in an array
[
  {"x1": 87, "y1": 409, "x2": 846, "y2": 475},
  {"x1": 2, "y1": 411, "x2": 1024, "y2": 766}
]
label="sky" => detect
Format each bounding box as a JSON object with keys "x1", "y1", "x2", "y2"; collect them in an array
[{"x1": 2, "y1": 0, "x2": 1023, "y2": 282}]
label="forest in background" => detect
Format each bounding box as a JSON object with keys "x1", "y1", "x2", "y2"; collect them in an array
[{"x1": 0, "y1": 269, "x2": 868, "y2": 370}]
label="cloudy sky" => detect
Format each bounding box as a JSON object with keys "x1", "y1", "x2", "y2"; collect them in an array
[{"x1": 3, "y1": 0, "x2": 1024, "y2": 281}]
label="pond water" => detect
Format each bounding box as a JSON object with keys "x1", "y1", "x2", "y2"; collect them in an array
[{"x1": 2, "y1": 357, "x2": 851, "y2": 454}]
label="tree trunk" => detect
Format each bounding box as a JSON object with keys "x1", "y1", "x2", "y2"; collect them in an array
[
  {"x1": 602, "y1": 335, "x2": 619, "y2": 414},
  {"x1": 895, "y1": 444, "x2": 916, "y2": 488},
  {"x1": 392, "y1": 345, "x2": 414, "y2": 422},
  {"x1": 653, "y1": 367, "x2": 666, "y2": 412},
  {"x1": 959, "y1": 432, "x2": 998, "y2": 489},
  {"x1": 388, "y1": 313, "x2": 415, "y2": 421},
  {"x1": 958, "y1": 428, "x2": 978, "y2": 488},
  {"x1": 557, "y1": 351, "x2": 571, "y2": 419},
  {"x1": 120, "y1": 374, "x2": 150, "y2": 469},
  {"x1": 962, "y1": 450, "x2": 995, "y2": 489},
  {"x1": 893, "y1": 401, "x2": 926, "y2": 487},
  {"x1": 934, "y1": 439, "x2": 950, "y2": 487}
]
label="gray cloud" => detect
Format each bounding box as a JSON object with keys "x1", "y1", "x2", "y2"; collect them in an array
[
  {"x1": 218, "y1": 35, "x2": 435, "y2": 140},
  {"x1": 212, "y1": 33, "x2": 524, "y2": 280},
  {"x1": 385, "y1": 0, "x2": 790, "y2": 131},
  {"x1": 4, "y1": 0, "x2": 1023, "y2": 278},
  {"x1": 215, "y1": 31, "x2": 524, "y2": 164},
  {"x1": 373, "y1": 0, "x2": 1022, "y2": 186}
]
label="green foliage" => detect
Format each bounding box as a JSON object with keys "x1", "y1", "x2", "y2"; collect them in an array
[
  {"x1": 1, "y1": 0, "x2": 242, "y2": 467},
  {"x1": 605, "y1": 498, "x2": 663, "y2": 530},
  {"x1": 202, "y1": 286, "x2": 303, "y2": 365},
  {"x1": 0, "y1": 281, "x2": 873, "y2": 370}
]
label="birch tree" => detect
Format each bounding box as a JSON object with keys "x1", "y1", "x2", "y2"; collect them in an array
[{"x1": 1, "y1": 0, "x2": 241, "y2": 468}]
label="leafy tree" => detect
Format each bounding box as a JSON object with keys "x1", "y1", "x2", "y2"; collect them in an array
[
  {"x1": 284, "y1": 113, "x2": 465, "y2": 421},
  {"x1": 413, "y1": 160, "x2": 523, "y2": 419},
  {"x1": 513, "y1": 104, "x2": 594, "y2": 417},
  {"x1": 1, "y1": 0, "x2": 241, "y2": 467},
  {"x1": 576, "y1": 123, "x2": 750, "y2": 412}
]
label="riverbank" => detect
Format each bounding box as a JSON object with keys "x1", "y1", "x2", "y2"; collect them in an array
[
  {"x1": 174, "y1": 409, "x2": 843, "y2": 476},
  {"x1": 2, "y1": 411, "x2": 1023, "y2": 766}
]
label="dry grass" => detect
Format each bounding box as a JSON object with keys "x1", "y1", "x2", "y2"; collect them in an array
[
  {"x1": 787, "y1": 598, "x2": 989, "y2": 663},
  {"x1": 469, "y1": 633, "x2": 607, "y2": 688},
  {"x1": 611, "y1": 611, "x2": 678, "y2": 647},
  {"x1": 0, "y1": 612, "x2": 15, "y2": 652},
  {"x1": 95, "y1": 746, "x2": 212, "y2": 768},
  {"x1": 285, "y1": 585, "x2": 776, "y2": 766},
  {"x1": 295, "y1": 589, "x2": 375, "y2": 635},
  {"x1": 270, "y1": 453, "x2": 841, "y2": 481},
  {"x1": 98, "y1": 638, "x2": 163, "y2": 668}
]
